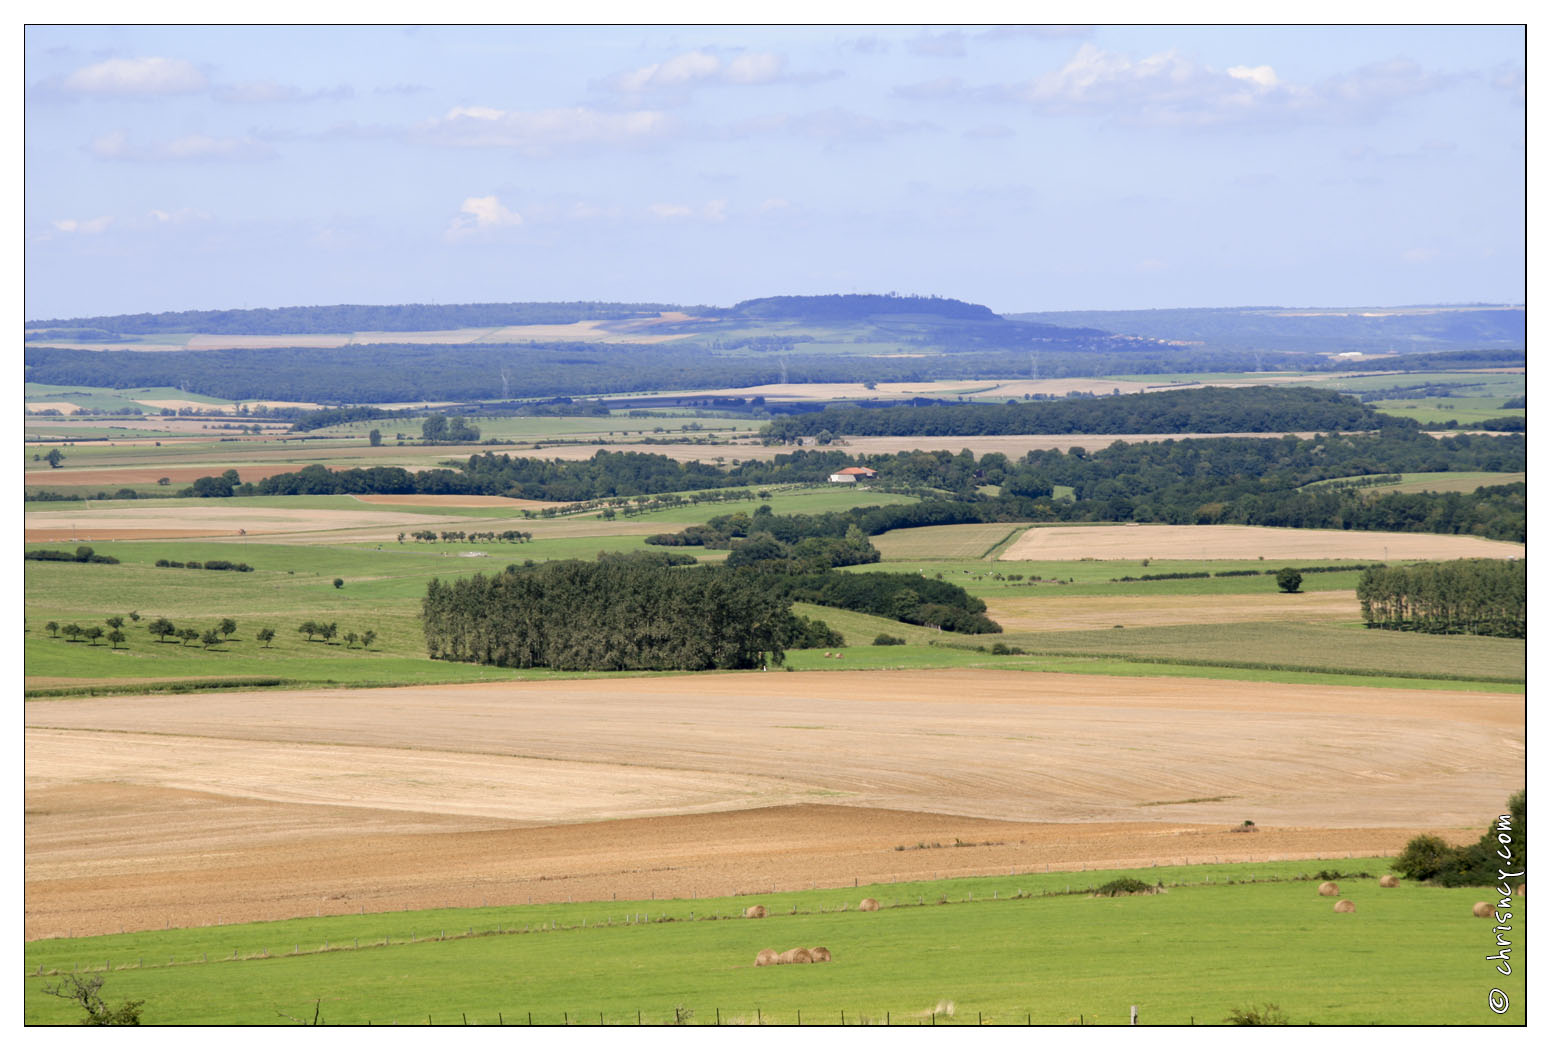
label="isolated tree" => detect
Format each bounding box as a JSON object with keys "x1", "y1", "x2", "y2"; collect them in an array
[
  {"x1": 157, "y1": 477, "x2": 170, "y2": 486},
  {"x1": 45, "y1": 621, "x2": 59, "y2": 638},
  {"x1": 148, "y1": 617, "x2": 176, "y2": 642},
  {"x1": 361, "y1": 629, "x2": 376, "y2": 650},
  {"x1": 200, "y1": 628, "x2": 221, "y2": 649},
  {"x1": 369, "y1": 429, "x2": 382, "y2": 447},
  {"x1": 41, "y1": 973, "x2": 143, "y2": 1025},
  {"x1": 333, "y1": 578, "x2": 344, "y2": 589},
  {"x1": 1275, "y1": 568, "x2": 1303, "y2": 593},
  {"x1": 45, "y1": 448, "x2": 64, "y2": 468},
  {"x1": 397, "y1": 532, "x2": 406, "y2": 544},
  {"x1": 107, "y1": 629, "x2": 126, "y2": 650},
  {"x1": 219, "y1": 617, "x2": 237, "y2": 639},
  {"x1": 256, "y1": 627, "x2": 276, "y2": 648}
]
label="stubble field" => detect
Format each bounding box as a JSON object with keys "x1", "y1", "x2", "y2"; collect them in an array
[{"x1": 25, "y1": 669, "x2": 1522, "y2": 940}]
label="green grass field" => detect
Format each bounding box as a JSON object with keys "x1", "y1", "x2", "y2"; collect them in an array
[{"x1": 22, "y1": 857, "x2": 1525, "y2": 1025}]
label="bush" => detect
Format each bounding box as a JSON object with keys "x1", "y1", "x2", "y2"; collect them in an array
[
  {"x1": 1225, "y1": 1003, "x2": 1288, "y2": 1026},
  {"x1": 1275, "y1": 568, "x2": 1302, "y2": 593},
  {"x1": 873, "y1": 633, "x2": 906, "y2": 646},
  {"x1": 1391, "y1": 833, "x2": 1460, "y2": 882},
  {"x1": 1094, "y1": 878, "x2": 1155, "y2": 896}
]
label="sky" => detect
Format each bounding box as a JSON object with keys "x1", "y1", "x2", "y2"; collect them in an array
[{"x1": 22, "y1": 22, "x2": 1527, "y2": 320}]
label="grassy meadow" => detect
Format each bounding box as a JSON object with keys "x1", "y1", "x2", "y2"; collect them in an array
[{"x1": 23, "y1": 858, "x2": 1525, "y2": 1026}]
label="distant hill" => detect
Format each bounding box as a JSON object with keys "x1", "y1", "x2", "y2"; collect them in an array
[
  {"x1": 727, "y1": 293, "x2": 999, "y2": 323},
  {"x1": 1007, "y1": 305, "x2": 1526, "y2": 355}
]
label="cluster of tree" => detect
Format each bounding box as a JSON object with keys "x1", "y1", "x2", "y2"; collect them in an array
[
  {"x1": 153, "y1": 558, "x2": 254, "y2": 572},
  {"x1": 1356, "y1": 559, "x2": 1525, "y2": 638},
  {"x1": 422, "y1": 560, "x2": 801, "y2": 670},
  {"x1": 145, "y1": 616, "x2": 243, "y2": 648},
  {"x1": 723, "y1": 526, "x2": 881, "y2": 573},
  {"x1": 44, "y1": 616, "x2": 129, "y2": 648},
  {"x1": 1392, "y1": 792, "x2": 1525, "y2": 887},
  {"x1": 1475, "y1": 416, "x2": 1526, "y2": 432},
  {"x1": 25, "y1": 546, "x2": 118, "y2": 564},
  {"x1": 421, "y1": 414, "x2": 480, "y2": 443},
  {"x1": 761, "y1": 387, "x2": 1388, "y2": 442},
  {"x1": 772, "y1": 570, "x2": 1001, "y2": 634},
  {"x1": 728, "y1": 293, "x2": 1002, "y2": 323},
  {"x1": 400, "y1": 529, "x2": 532, "y2": 543},
  {"x1": 287, "y1": 405, "x2": 406, "y2": 432},
  {"x1": 298, "y1": 620, "x2": 377, "y2": 648}
]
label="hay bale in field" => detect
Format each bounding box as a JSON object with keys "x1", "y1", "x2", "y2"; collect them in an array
[
  {"x1": 744, "y1": 905, "x2": 767, "y2": 918},
  {"x1": 1317, "y1": 881, "x2": 1340, "y2": 897},
  {"x1": 1379, "y1": 875, "x2": 1399, "y2": 888},
  {"x1": 809, "y1": 946, "x2": 831, "y2": 963},
  {"x1": 777, "y1": 947, "x2": 814, "y2": 965},
  {"x1": 754, "y1": 948, "x2": 779, "y2": 967},
  {"x1": 858, "y1": 897, "x2": 880, "y2": 911},
  {"x1": 1333, "y1": 900, "x2": 1356, "y2": 913},
  {"x1": 1473, "y1": 901, "x2": 1495, "y2": 917}
]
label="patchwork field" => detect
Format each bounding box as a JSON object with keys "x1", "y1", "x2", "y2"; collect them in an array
[
  {"x1": 25, "y1": 669, "x2": 1523, "y2": 939},
  {"x1": 1001, "y1": 523, "x2": 1526, "y2": 562}
]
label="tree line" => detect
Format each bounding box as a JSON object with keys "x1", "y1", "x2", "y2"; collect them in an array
[
  {"x1": 1356, "y1": 559, "x2": 1525, "y2": 638},
  {"x1": 761, "y1": 386, "x2": 1388, "y2": 441}
]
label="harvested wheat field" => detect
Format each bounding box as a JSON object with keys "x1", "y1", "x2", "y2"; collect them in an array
[
  {"x1": 1002, "y1": 524, "x2": 1525, "y2": 562},
  {"x1": 25, "y1": 669, "x2": 1521, "y2": 938},
  {"x1": 23, "y1": 504, "x2": 467, "y2": 542},
  {"x1": 350, "y1": 493, "x2": 567, "y2": 510},
  {"x1": 984, "y1": 591, "x2": 1361, "y2": 631}
]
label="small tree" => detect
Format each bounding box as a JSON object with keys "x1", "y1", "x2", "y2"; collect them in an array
[
  {"x1": 107, "y1": 629, "x2": 126, "y2": 650},
  {"x1": 128, "y1": 610, "x2": 140, "y2": 622},
  {"x1": 178, "y1": 627, "x2": 200, "y2": 646},
  {"x1": 368, "y1": 428, "x2": 382, "y2": 447},
  {"x1": 343, "y1": 631, "x2": 359, "y2": 649},
  {"x1": 148, "y1": 617, "x2": 176, "y2": 643},
  {"x1": 361, "y1": 629, "x2": 376, "y2": 650},
  {"x1": 299, "y1": 621, "x2": 319, "y2": 641},
  {"x1": 321, "y1": 622, "x2": 338, "y2": 644},
  {"x1": 41, "y1": 974, "x2": 143, "y2": 1025},
  {"x1": 105, "y1": 615, "x2": 124, "y2": 631},
  {"x1": 201, "y1": 628, "x2": 222, "y2": 649},
  {"x1": 84, "y1": 625, "x2": 104, "y2": 646},
  {"x1": 62, "y1": 623, "x2": 82, "y2": 642},
  {"x1": 333, "y1": 578, "x2": 344, "y2": 589},
  {"x1": 45, "y1": 448, "x2": 65, "y2": 468},
  {"x1": 46, "y1": 620, "x2": 59, "y2": 638},
  {"x1": 256, "y1": 627, "x2": 276, "y2": 648},
  {"x1": 1275, "y1": 568, "x2": 1302, "y2": 593},
  {"x1": 219, "y1": 617, "x2": 237, "y2": 639}
]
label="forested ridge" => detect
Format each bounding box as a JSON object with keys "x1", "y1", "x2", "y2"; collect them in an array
[{"x1": 761, "y1": 386, "x2": 1386, "y2": 440}]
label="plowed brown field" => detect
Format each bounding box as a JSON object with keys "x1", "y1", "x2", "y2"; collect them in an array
[{"x1": 25, "y1": 669, "x2": 1521, "y2": 939}]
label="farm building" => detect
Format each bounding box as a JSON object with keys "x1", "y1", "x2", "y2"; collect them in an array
[{"x1": 827, "y1": 466, "x2": 877, "y2": 484}]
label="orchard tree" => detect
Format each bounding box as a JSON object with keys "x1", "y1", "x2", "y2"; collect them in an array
[
  {"x1": 63, "y1": 623, "x2": 82, "y2": 642},
  {"x1": 45, "y1": 621, "x2": 59, "y2": 638},
  {"x1": 299, "y1": 621, "x2": 320, "y2": 641},
  {"x1": 321, "y1": 622, "x2": 338, "y2": 644},
  {"x1": 105, "y1": 615, "x2": 124, "y2": 631},
  {"x1": 256, "y1": 627, "x2": 276, "y2": 648},
  {"x1": 107, "y1": 629, "x2": 127, "y2": 650},
  {"x1": 361, "y1": 629, "x2": 377, "y2": 650},
  {"x1": 84, "y1": 626, "x2": 104, "y2": 646},
  {"x1": 344, "y1": 631, "x2": 359, "y2": 649},
  {"x1": 219, "y1": 618, "x2": 237, "y2": 639},
  {"x1": 148, "y1": 617, "x2": 176, "y2": 642},
  {"x1": 201, "y1": 628, "x2": 221, "y2": 649},
  {"x1": 178, "y1": 627, "x2": 200, "y2": 646}
]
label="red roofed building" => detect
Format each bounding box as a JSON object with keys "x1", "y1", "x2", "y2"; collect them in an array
[{"x1": 827, "y1": 466, "x2": 878, "y2": 484}]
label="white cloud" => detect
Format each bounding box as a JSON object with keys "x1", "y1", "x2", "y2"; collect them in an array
[
  {"x1": 63, "y1": 56, "x2": 207, "y2": 96},
  {"x1": 649, "y1": 202, "x2": 694, "y2": 219},
  {"x1": 53, "y1": 215, "x2": 114, "y2": 235},
  {"x1": 418, "y1": 106, "x2": 669, "y2": 153},
  {"x1": 213, "y1": 81, "x2": 354, "y2": 104},
  {"x1": 608, "y1": 49, "x2": 789, "y2": 94},
  {"x1": 90, "y1": 130, "x2": 275, "y2": 162},
  {"x1": 446, "y1": 195, "x2": 524, "y2": 240},
  {"x1": 1228, "y1": 65, "x2": 1278, "y2": 89}
]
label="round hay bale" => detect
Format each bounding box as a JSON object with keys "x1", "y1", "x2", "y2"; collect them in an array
[
  {"x1": 777, "y1": 947, "x2": 814, "y2": 965},
  {"x1": 743, "y1": 904, "x2": 767, "y2": 918},
  {"x1": 1317, "y1": 881, "x2": 1340, "y2": 897},
  {"x1": 1473, "y1": 901, "x2": 1495, "y2": 917},
  {"x1": 754, "y1": 948, "x2": 779, "y2": 967},
  {"x1": 809, "y1": 946, "x2": 831, "y2": 963},
  {"x1": 1333, "y1": 899, "x2": 1356, "y2": 913},
  {"x1": 858, "y1": 897, "x2": 880, "y2": 911},
  {"x1": 1378, "y1": 875, "x2": 1399, "y2": 888}
]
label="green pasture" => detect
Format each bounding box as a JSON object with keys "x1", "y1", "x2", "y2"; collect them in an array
[
  {"x1": 24, "y1": 383, "x2": 231, "y2": 411},
  {"x1": 1371, "y1": 471, "x2": 1526, "y2": 495},
  {"x1": 1319, "y1": 371, "x2": 1525, "y2": 399},
  {"x1": 23, "y1": 857, "x2": 1524, "y2": 1025},
  {"x1": 1368, "y1": 399, "x2": 1525, "y2": 428}
]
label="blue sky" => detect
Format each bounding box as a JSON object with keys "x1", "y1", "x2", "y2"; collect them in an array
[{"x1": 23, "y1": 23, "x2": 1526, "y2": 319}]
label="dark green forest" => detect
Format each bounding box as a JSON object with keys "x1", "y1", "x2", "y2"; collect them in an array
[
  {"x1": 1357, "y1": 559, "x2": 1525, "y2": 638},
  {"x1": 421, "y1": 560, "x2": 800, "y2": 671},
  {"x1": 760, "y1": 386, "x2": 1387, "y2": 440}
]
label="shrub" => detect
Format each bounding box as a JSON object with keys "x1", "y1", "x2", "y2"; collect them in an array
[
  {"x1": 1275, "y1": 568, "x2": 1302, "y2": 593},
  {"x1": 1226, "y1": 1003, "x2": 1288, "y2": 1026},
  {"x1": 873, "y1": 633, "x2": 906, "y2": 646},
  {"x1": 333, "y1": 578, "x2": 344, "y2": 589},
  {"x1": 1094, "y1": 877, "x2": 1155, "y2": 896},
  {"x1": 1391, "y1": 833, "x2": 1458, "y2": 881}
]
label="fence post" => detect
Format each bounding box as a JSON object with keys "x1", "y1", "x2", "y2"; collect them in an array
[{"x1": 1130, "y1": 1005, "x2": 1138, "y2": 1025}]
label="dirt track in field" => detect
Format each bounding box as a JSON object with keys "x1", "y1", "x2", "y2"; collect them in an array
[
  {"x1": 1001, "y1": 524, "x2": 1525, "y2": 562},
  {"x1": 984, "y1": 590, "x2": 1360, "y2": 631},
  {"x1": 25, "y1": 669, "x2": 1522, "y2": 938}
]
